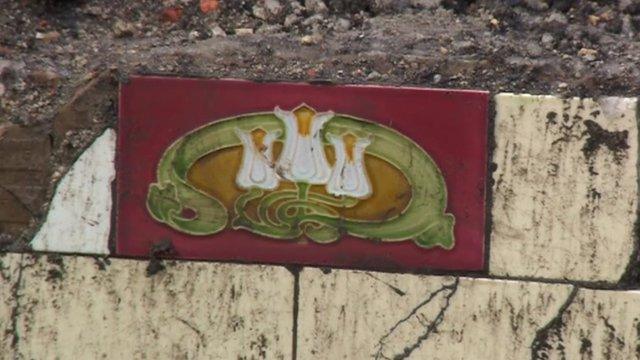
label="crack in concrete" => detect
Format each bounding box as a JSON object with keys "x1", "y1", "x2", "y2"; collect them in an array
[
  {"x1": 175, "y1": 317, "x2": 206, "y2": 352},
  {"x1": 8, "y1": 254, "x2": 36, "y2": 359},
  {"x1": 365, "y1": 272, "x2": 407, "y2": 296},
  {"x1": 373, "y1": 278, "x2": 459, "y2": 360},
  {"x1": 530, "y1": 286, "x2": 579, "y2": 360}
]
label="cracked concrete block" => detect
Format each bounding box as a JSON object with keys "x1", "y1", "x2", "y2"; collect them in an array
[
  {"x1": 31, "y1": 129, "x2": 116, "y2": 255},
  {"x1": 298, "y1": 268, "x2": 573, "y2": 359},
  {"x1": 534, "y1": 288, "x2": 640, "y2": 359},
  {"x1": 2, "y1": 253, "x2": 293, "y2": 359},
  {"x1": 490, "y1": 94, "x2": 638, "y2": 283}
]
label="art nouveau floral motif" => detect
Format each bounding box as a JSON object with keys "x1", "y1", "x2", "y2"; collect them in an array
[
  {"x1": 235, "y1": 128, "x2": 281, "y2": 190},
  {"x1": 148, "y1": 104, "x2": 455, "y2": 250},
  {"x1": 274, "y1": 105, "x2": 333, "y2": 184},
  {"x1": 326, "y1": 133, "x2": 372, "y2": 199}
]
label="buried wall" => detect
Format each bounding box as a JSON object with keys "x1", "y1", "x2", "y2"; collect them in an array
[{"x1": 3, "y1": 1, "x2": 640, "y2": 359}]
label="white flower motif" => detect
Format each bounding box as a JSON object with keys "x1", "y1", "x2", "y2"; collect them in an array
[
  {"x1": 235, "y1": 128, "x2": 281, "y2": 190},
  {"x1": 274, "y1": 105, "x2": 334, "y2": 184},
  {"x1": 326, "y1": 133, "x2": 372, "y2": 199}
]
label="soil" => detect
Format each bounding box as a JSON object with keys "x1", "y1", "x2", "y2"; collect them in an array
[
  {"x1": 1, "y1": 0, "x2": 640, "y2": 266},
  {"x1": 2, "y1": 0, "x2": 640, "y2": 127}
]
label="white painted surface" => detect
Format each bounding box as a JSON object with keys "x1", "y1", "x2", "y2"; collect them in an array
[
  {"x1": 1, "y1": 253, "x2": 293, "y2": 359},
  {"x1": 298, "y1": 268, "x2": 573, "y2": 359},
  {"x1": 31, "y1": 129, "x2": 116, "y2": 255},
  {"x1": 490, "y1": 94, "x2": 638, "y2": 282}
]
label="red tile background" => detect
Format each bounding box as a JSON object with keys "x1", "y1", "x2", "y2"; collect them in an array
[{"x1": 117, "y1": 77, "x2": 489, "y2": 272}]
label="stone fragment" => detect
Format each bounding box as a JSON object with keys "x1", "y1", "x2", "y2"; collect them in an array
[
  {"x1": 333, "y1": 18, "x2": 351, "y2": 32},
  {"x1": 305, "y1": 0, "x2": 329, "y2": 15},
  {"x1": 28, "y1": 69, "x2": 61, "y2": 87},
  {"x1": 0, "y1": 124, "x2": 51, "y2": 236},
  {"x1": 211, "y1": 25, "x2": 227, "y2": 37},
  {"x1": 252, "y1": 5, "x2": 267, "y2": 20},
  {"x1": 490, "y1": 94, "x2": 638, "y2": 283},
  {"x1": 264, "y1": 0, "x2": 284, "y2": 18},
  {"x1": 298, "y1": 268, "x2": 573, "y2": 359},
  {"x1": 113, "y1": 20, "x2": 136, "y2": 38},
  {"x1": 1, "y1": 254, "x2": 293, "y2": 359},
  {"x1": 30, "y1": 129, "x2": 116, "y2": 255},
  {"x1": 35, "y1": 31, "x2": 60, "y2": 43},
  {"x1": 235, "y1": 28, "x2": 254, "y2": 36},
  {"x1": 534, "y1": 288, "x2": 640, "y2": 359},
  {"x1": 284, "y1": 13, "x2": 302, "y2": 27}
]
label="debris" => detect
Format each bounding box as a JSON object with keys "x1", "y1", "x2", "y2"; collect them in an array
[
  {"x1": 211, "y1": 25, "x2": 227, "y2": 37},
  {"x1": 300, "y1": 34, "x2": 322, "y2": 45},
  {"x1": 366, "y1": 70, "x2": 381, "y2": 80},
  {"x1": 252, "y1": 5, "x2": 267, "y2": 20},
  {"x1": 284, "y1": 13, "x2": 301, "y2": 27},
  {"x1": 305, "y1": 0, "x2": 329, "y2": 15},
  {"x1": 161, "y1": 7, "x2": 183, "y2": 23},
  {"x1": 235, "y1": 28, "x2": 254, "y2": 36},
  {"x1": 334, "y1": 18, "x2": 351, "y2": 32},
  {"x1": 35, "y1": 31, "x2": 60, "y2": 43},
  {"x1": 578, "y1": 48, "x2": 598, "y2": 61},
  {"x1": 28, "y1": 69, "x2": 61, "y2": 86},
  {"x1": 200, "y1": 0, "x2": 220, "y2": 13},
  {"x1": 113, "y1": 20, "x2": 135, "y2": 38}
]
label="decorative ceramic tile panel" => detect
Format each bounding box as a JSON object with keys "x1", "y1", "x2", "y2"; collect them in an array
[{"x1": 117, "y1": 77, "x2": 488, "y2": 271}]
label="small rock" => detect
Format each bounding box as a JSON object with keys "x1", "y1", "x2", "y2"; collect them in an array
[
  {"x1": 29, "y1": 69, "x2": 61, "y2": 86},
  {"x1": 526, "y1": 43, "x2": 543, "y2": 57},
  {"x1": 366, "y1": 71, "x2": 381, "y2": 80},
  {"x1": 211, "y1": 25, "x2": 227, "y2": 37},
  {"x1": 541, "y1": 33, "x2": 555, "y2": 49},
  {"x1": 0, "y1": 83, "x2": 5, "y2": 97},
  {"x1": 264, "y1": 0, "x2": 284, "y2": 18},
  {"x1": 305, "y1": 0, "x2": 329, "y2": 15},
  {"x1": 35, "y1": 31, "x2": 61, "y2": 43},
  {"x1": 161, "y1": 7, "x2": 183, "y2": 23},
  {"x1": 523, "y1": 0, "x2": 549, "y2": 11},
  {"x1": 235, "y1": 28, "x2": 254, "y2": 36},
  {"x1": 558, "y1": 82, "x2": 568, "y2": 88},
  {"x1": 300, "y1": 34, "x2": 322, "y2": 45},
  {"x1": 199, "y1": 0, "x2": 220, "y2": 13},
  {"x1": 544, "y1": 12, "x2": 568, "y2": 31},
  {"x1": 578, "y1": 48, "x2": 598, "y2": 61},
  {"x1": 188, "y1": 30, "x2": 200, "y2": 41},
  {"x1": 433, "y1": 74, "x2": 442, "y2": 83},
  {"x1": 252, "y1": 5, "x2": 268, "y2": 20},
  {"x1": 334, "y1": 18, "x2": 351, "y2": 32},
  {"x1": 302, "y1": 14, "x2": 325, "y2": 27},
  {"x1": 256, "y1": 24, "x2": 283, "y2": 34},
  {"x1": 410, "y1": 0, "x2": 442, "y2": 9},
  {"x1": 284, "y1": 13, "x2": 302, "y2": 27},
  {"x1": 113, "y1": 20, "x2": 135, "y2": 38}
]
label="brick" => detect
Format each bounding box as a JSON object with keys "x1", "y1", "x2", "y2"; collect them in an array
[
  {"x1": 297, "y1": 268, "x2": 573, "y2": 359},
  {"x1": 2, "y1": 253, "x2": 293, "y2": 359},
  {"x1": 490, "y1": 94, "x2": 638, "y2": 283}
]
